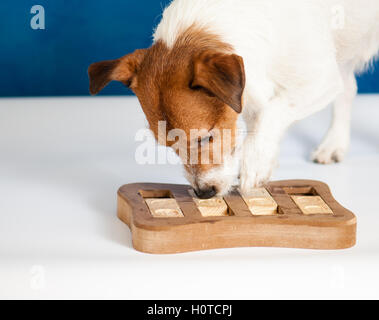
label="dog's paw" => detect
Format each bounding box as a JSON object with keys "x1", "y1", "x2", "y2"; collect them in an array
[
  {"x1": 239, "y1": 133, "x2": 279, "y2": 195},
  {"x1": 311, "y1": 141, "x2": 348, "y2": 164},
  {"x1": 239, "y1": 161, "x2": 275, "y2": 196}
]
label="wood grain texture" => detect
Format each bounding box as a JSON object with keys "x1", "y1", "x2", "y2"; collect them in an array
[
  {"x1": 291, "y1": 196, "x2": 333, "y2": 215},
  {"x1": 145, "y1": 198, "x2": 184, "y2": 218},
  {"x1": 189, "y1": 190, "x2": 229, "y2": 217},
  {"x1": 117, "y1": 180, "x2": 357, "y2": 254},
  {"x1": 241, "y1": 188, "x2": 278, "y2": 216}
]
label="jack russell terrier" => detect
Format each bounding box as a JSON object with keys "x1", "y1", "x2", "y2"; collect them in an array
[{"x1": 89, "y1": 0, "x2": 379, "y2": 199}]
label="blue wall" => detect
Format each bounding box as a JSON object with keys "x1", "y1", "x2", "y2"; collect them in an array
[{"x1": 0, "y1": 0, "x2": 378, "y2": 97}]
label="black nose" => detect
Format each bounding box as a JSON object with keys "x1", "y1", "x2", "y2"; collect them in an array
[{"x1": 195, "y1": 186, "x2": 217, "y2": 199}]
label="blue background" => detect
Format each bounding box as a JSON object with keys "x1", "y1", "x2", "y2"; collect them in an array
[{"x1": 0, "y1": 0, "x2": 378, "y2": 97}]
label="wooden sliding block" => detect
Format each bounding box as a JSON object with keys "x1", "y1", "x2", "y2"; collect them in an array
[
  {"x1": 241, "y1": 188, "x2": 278, "y2": 216},
  {"x1": 145, "y1": 198, "x2": 184, "y2": 218},
  {"x1": 291, "y1": 196, "x2": 333, "y2": 215},
  {"x1": 189, "y1": 190, "x2": 228, "y2": 217},
  {"x1": 193, "y1": 198, "x2": 229, "y2": 217}
]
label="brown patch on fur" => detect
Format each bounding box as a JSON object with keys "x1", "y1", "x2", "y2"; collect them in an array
[
  {"x1": 192, "y1": 51, "x2": 245, "y2": 113},
  {"x1": 88, "y1": 25, "x2": 245, "y2": 184},
  {"x1": 88, "y1": 49, "x2": 147, "y2": 95}
]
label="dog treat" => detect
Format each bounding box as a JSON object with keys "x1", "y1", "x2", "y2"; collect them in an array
[
  {"x1": 118, "y1": 180, "x2": 357, "y2": 254},
  {"x1": 291, "y1": 195, "x2": 333, "y2": 215},
  {"x1": 145, "y1": 198, "x2": 184, "y2": 218},
  {"x1": 189, "y1": 190, "x2": 229, "y2": 217},
  {"x1": 241, "y1": 188, "x2": 278, "y2": 215}
]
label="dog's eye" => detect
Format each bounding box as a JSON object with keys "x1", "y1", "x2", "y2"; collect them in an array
[
  {"x1": 189, "y1": 83, "x2": 216, "y2": 98},
  {"x1": 198, "y1": 134, "x2": 213, "y2": 146},
  {"x1": 190, "y1": 84, "x2": 202, "y2": 91}
]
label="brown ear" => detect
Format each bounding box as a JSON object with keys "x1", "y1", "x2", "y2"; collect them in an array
[
  {"x1": 191, "y1": 51, "x2": 245, "y2": 113},
  {"x1": 88, "y1": 49, "x2": 147, "y2": 95}
]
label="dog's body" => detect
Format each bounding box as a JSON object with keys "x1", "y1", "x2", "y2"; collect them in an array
[{"x1": 89, "y1": 0, "x2": 379, "y2": 198}]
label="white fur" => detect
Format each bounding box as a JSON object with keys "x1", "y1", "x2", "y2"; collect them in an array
[{"x1": 154, "y1": 0, "x2": 379, "y2": 195}]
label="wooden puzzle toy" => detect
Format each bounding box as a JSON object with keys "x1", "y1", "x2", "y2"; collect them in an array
[{"x1": 117, "y1": 180, "x2": 356, "y2": 254}]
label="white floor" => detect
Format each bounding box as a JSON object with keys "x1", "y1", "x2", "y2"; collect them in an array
[{"x1": 0, "y1": 95, "x2": 378, "y2": 299}]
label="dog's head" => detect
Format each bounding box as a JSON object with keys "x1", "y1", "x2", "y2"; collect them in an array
[{"x1": 88, "y1": 34, "x2": 245, "y2": 198}]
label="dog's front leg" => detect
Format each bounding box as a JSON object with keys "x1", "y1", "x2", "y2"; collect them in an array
[
  {"x1": 240, "y1": 99, "x2": 293, "y2": 195},
  {"x1": 312, "y1": 70, "x2": 357, "y2": 164}
]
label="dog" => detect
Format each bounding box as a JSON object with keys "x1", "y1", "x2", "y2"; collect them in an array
[{"x1": 89, "y1": 0, "x2": 379, "y2": 199}]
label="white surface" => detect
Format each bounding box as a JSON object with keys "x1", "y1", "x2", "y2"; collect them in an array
[{"x1": 0, "y1": 95, "x2": 378, "y2": 300}]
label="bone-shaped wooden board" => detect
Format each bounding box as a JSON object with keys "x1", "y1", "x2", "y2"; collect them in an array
[{"x1": 117, "y1": 180, "x2": 357, "y2": 254}]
